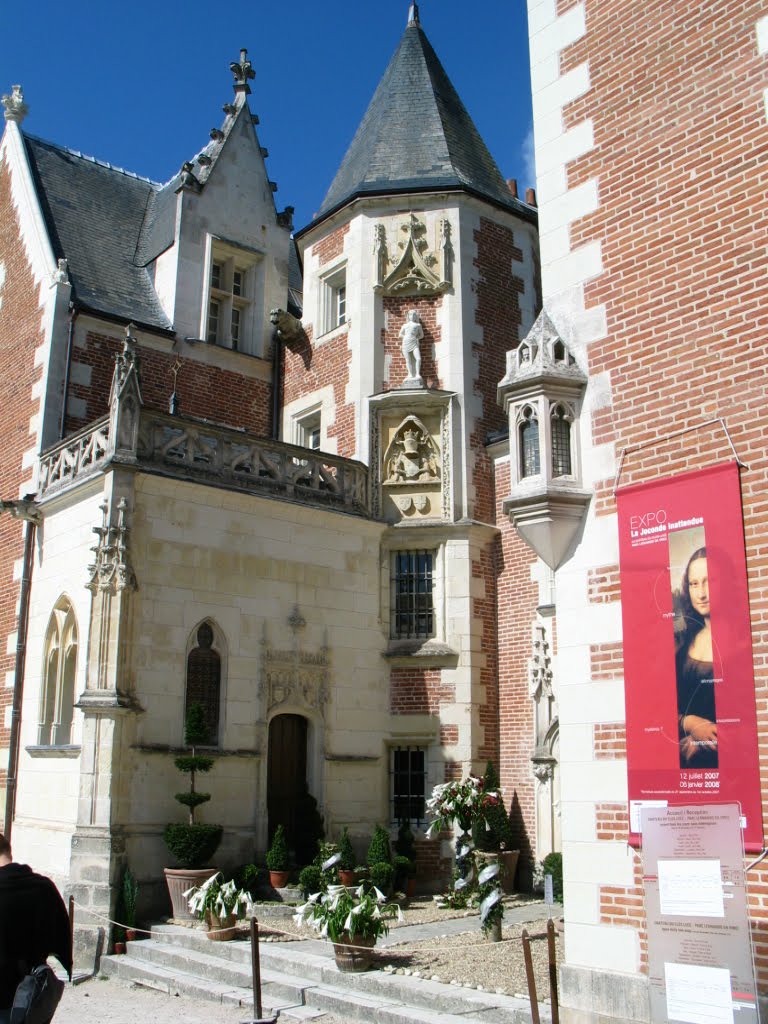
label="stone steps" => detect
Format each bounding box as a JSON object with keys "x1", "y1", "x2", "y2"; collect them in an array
[{"x1": 99, "y1": 922, "x2": 548, "y2": 1024}]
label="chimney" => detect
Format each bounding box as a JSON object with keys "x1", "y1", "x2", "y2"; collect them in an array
[
  {"x1": 525, "y1": 187, "x2": 537, "y2": 207},
  {"x1": 506, "y1": 178, "x2": 518, "y2": 198}
]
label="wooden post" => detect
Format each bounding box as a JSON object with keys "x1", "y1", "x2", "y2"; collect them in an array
[{"x1": 521, "y1": 928, "x2": 540, "y2": 1024}]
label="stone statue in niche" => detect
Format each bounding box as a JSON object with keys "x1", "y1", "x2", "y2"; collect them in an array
[
  {"x1": 399, "y1": 310, "x2": 424, "y2": 385},
  {"x1": 385, "y1": 419, "x2": 440, "y2": 483}
]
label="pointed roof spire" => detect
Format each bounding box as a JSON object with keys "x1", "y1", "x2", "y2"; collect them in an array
[
  {"x1": 229, "y1": 48, "x2": 255, "y2": 96},
  {"x1": 309, "y1": 14, "x2": 532, "y2": 226}
]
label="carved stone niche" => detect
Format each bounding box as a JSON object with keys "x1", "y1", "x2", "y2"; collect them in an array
[
  {"x1": 373, "y1": 214, "x2": 453, "y2": 296},
  {"x1": 369, "y1": 389, "x2": 455, "y2": 523}
]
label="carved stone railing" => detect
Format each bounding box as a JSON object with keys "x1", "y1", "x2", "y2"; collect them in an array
[
  {"x1": 38, "y1": 417, "x2": 111, "y2": 493},
  {"x1": 38, "y1": 409, "x2": 370, "y2": 517}
]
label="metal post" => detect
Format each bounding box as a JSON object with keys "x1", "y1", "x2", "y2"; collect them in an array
[
  {"x1": 547, "y1": 918, "x2": 559, "y2": 1024},
  {"x1": 68, "y1": 896, "x2": 75, "y2": 982},
  {"x1": 251, "y1": 918, "x2": 262, "y2": 1020}
]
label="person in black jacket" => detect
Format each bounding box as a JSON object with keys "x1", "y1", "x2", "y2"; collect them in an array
[{"x1": 0, "y1": 833, "x2": 72, "y2": 1023}]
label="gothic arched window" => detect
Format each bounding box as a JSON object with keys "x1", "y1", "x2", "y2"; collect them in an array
[
  {"x1": 519, "y1": 406, "x2": 540, "y2": 478},
  {"x1": 551, "y1": 404, "x2": 573, "y2": 477},
  {"x1": 39, "y1": 598, "x2": 78, "y2": 746},
  {"x1": 185, "y1": 622, "x2": 221, "y2": 746}
]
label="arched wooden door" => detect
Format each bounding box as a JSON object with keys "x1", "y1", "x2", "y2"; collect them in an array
[{"x1": 267, "y1": 714, "x2": 308, "y2": 850}]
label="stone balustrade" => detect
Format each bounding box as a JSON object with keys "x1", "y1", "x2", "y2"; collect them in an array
[{"x1": 39, "y1": 410, "x2": 370, "y2": 517}]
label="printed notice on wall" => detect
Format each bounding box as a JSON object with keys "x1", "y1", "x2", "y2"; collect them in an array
[
  {"x1": 616, "y1": 462, "x2": 763, "y2": 850},
  {"x1": 643, "y1": 804, "x2": 758, "y2": 1024},
  {"x1": 664, "y1": 963, "x2": 733, "y2": 1024},
  {"x1": 658, "y1": 859, "x2": 724, "y2": 918}
]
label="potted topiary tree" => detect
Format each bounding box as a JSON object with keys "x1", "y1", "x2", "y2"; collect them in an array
[
  {"x1": 163, "y1": 703, "x2": 223, "y2": 920},
  {"x1": 337, "y1": 827, "x2": 357, "y2": 886},
  {"x1": 266, "y1": 824, "x2": 290, "y2": 888},
  {"x1": 394, "y1": 822, "x2": 417, "y2": 896},
  {"x1": 366, "y1": 825, "x2": 393, "y2": 895}
]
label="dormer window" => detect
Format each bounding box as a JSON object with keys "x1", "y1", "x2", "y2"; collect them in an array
[{"x1": 203, "y1": 240, "x2": 264, "y2": 355}]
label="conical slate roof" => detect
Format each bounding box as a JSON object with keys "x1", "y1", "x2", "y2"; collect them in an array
[{"x1": 314, "y1": 7, "x2": 530, "y2": 223}]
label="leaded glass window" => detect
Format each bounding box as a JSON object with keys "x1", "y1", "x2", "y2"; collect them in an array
[
  {"x1": 551, "y1": 405, "x2": 572, "y2": 477},
  {"x1": 519, "y1": 407, "x2": 540, "y2": 478},
  {"x1": 185, "y1": 622, "x2": 221, "y2": 746}
]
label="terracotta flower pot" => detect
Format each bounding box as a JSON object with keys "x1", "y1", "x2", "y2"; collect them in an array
[
  {"x1": 269, "y1": 870, "x2": 290, "y2": 889},
  {"x1": 332, "y1": 933, "x2": 376, "y2": 972},
  {"x1": 338, "y1": 869, "x2": 357, "y2": 886},
  {"x1": 125, "y1": 928, "x2": 138, "y2": 942},
  {"x1": 205, "y1": 911, "x2": 237, "y2": 941},
  {"x1": 113, "y1": 942, "x2": 126, "y2": 955},
  {"x1": 164, "y1": 866, "x2": 218, "y2": 922}
]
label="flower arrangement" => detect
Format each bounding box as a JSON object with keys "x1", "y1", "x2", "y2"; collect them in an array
[
  {"x1": 293, "y1": 883, "x2": 401, "y2": 943},
  {"x1": 185, "y1": 872, "x2": 254, "y2": 922},
  {"x1": 426, "y1": 774, "x2": 498, "y2": 836}
]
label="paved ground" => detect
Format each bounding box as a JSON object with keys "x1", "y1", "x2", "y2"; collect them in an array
[{"x1": 56, "y1": 975, "x2": 343, "y2": 1024}]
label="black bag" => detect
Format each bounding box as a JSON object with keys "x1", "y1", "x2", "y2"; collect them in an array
[{"x1": 10, "y1": 965, "x2": 65, "y2": 1024}]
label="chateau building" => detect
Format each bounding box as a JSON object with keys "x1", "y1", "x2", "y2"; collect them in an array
[
  {"x1": 2, "y1": 0, "x2": 765, "y2": 1020},
  {"x1": 0, "y1": 2, "x2": 543, "y2": 963}
]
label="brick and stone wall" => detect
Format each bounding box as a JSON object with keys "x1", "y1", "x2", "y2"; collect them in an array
[
  {"x1": 66, "y1": 328, "x2": 271, "y2": 437},
  {"x1": 0, "y1": 151, "x2": 44, "y2": 816},
  {"x1": 528, "y1": 0, "x2": 768, "y2": 1006}
]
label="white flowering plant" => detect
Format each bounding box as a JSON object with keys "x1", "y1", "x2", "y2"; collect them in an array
[
  {"x1": 185, "y1": 872, "x2": 254, "y2": 921},
  {"x1": 425, "y1": 775, "x2": 498, "y2": 836},
  {"x1": 293, "y1": 883, "x2": 401, "y2": 943}
]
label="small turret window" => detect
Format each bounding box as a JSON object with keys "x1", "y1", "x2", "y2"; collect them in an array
[
  {"x1": 519, "y1": 406, "x2": 540, "y2": 478},
  {"x1": 551, "y1": 405, "x2": 572, "y2": 477}
]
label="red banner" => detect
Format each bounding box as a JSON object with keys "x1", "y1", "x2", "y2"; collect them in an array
[{"x1": 616, "y1": 462, "x2": 763, "y2": 850}]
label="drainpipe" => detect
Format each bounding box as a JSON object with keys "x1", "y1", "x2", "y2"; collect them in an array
[
  {"x1": 59, "y1": 303, "x2": 78, "y2": 440},
  {"x1": 3, "y1": 502, "x2": 39, "y2": 840},
  {"x1": 271, "y1": 332, "x2": 283, "y2": 440}
]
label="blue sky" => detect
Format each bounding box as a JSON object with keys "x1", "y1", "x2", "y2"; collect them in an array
[{"x1": 2, "y1": 1, "x2": 534, "y2": 231}]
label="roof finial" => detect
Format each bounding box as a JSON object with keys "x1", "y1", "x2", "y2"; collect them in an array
[
  {"x1": 2, "y1": 85, "x2": 28, "y2": 125},
  {"x1": 408, "y1": 2, "x2": 420, "y2": 25},
  {"x1": 229, "y1": 48, "x2": 255, "y2": 96}
]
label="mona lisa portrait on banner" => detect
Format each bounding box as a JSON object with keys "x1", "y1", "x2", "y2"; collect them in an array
[{"x1": 616, "y1": 463, "x2": 762, "y2": 850}]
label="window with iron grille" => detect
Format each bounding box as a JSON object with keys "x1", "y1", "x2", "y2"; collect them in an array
[
  {"x1": 392, "y1": 550, "x2": 434, "y2": 639},
  {"x1": 551, "y1": 404, "x2": 572, "y2": 476},
  {"x1": 185, "y1": 622, "x2": 221, "y2": 746},
  {"x1": 391, "y1": 746, "x2": 426, "y2": 824}
]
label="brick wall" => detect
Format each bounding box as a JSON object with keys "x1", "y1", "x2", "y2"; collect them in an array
[
  {"x1": 590, "y1": 641, "x2": 623, "y2": 682},
  {"x1": 475, "y1": 544, "x2": 500, "y2": 766},
  {"x1": 381, "y1": 294, "x2": 442, "y2": 391},
  {"x1": 587, "y1": 564, "x2": 620, "y2": 603},
  {"x1": 0, "y1": 152, "x2": 44, "y2": 798},
  {"x1": 311, "y1": 223, "x2": 349, "y2": 267},
  {"x1": 472, "y1": 218, "x2": 524, "y2": 524},
  {"x1": 552, "y1": 0, "x2": 768, "y2": 984},
  {"x1": 494, "y1": 459, "x2": 541, "y2": 877},
  {"x1": 281, "y1": 323, "x2": 356, "y2": 459},
  {"x1": 390, "y1": 667, "x2": 454, "y2": 714},
  {"x1": 66, "y1": 330, "x2": 271, "y2": 437},
  {"x1": 593, "y1": 723, "x2": 626, "y2": 759}
]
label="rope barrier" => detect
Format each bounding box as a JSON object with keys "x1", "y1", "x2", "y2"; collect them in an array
[{"x1": 69, "y1": 899, "x2": 559, "y2": 953}]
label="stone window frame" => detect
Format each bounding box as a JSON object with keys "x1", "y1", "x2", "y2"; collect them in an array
[
  {"x1": 389, "y1": 744, "x2": 428, "y2": 826},
  {"x1": 38, "y1": 596, "x2": 78, "y2": 747},
  {"x1": 510, "y1": 396, "x2": 580, "y2": 489},
  {"x1": 202, "y1": 237, "x2": 265, "y2": 356},
  {"x1": 293, "y1": 404, "x2": 322, "y2": 451},
  {"x1": 184, "y1": 619, "x2": 228, "y2": 748},
  {"x1": 318, "y1": 260, "x2": 348, "y2": 337}
]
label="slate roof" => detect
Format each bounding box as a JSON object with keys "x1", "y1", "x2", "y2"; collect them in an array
[
  {"x1": 24, "y1": 134, "x2": 174, "y2": 332},
  {"x1": 313, "y1": 11, "x2": 533, "y2": 225}
]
